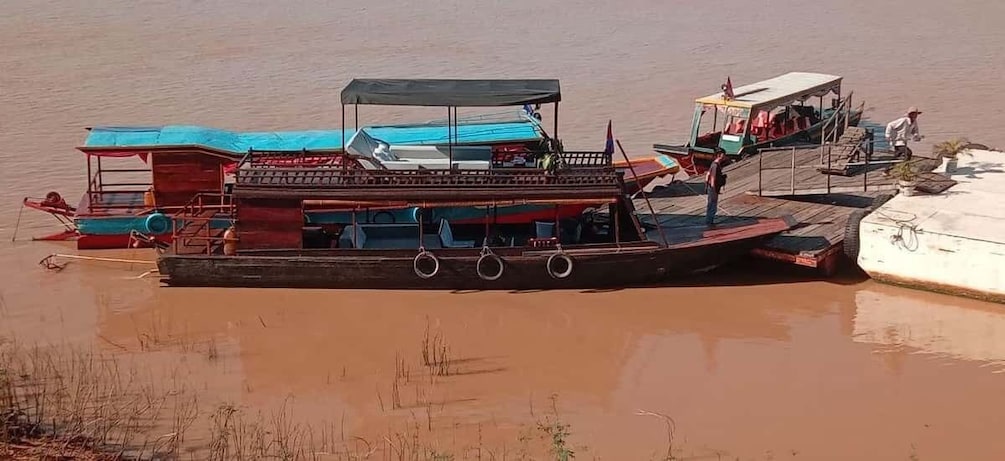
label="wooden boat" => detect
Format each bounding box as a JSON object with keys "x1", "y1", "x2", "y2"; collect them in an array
[
  {"x1": 153, "y1": 78, "x2": 795, "y2": 290},
  {"x1": 23, "y1": 108, "x2": 676, "y2": 249},
  {"x1": 653, "y1": 72, "x2": 864, "y2": 176}
]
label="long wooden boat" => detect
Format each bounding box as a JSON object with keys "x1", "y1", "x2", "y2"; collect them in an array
[
  {"x1": 153, "y1": 78, "x2": 795, "y2": 290},
  {"x1": 23, "y1": 112, "x2": 677, "y2": 249},
  {"x1": 653, "y1": 72, "x2": 864, "y2": 176}
]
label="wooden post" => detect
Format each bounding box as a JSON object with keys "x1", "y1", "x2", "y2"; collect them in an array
[{"x1": 616, "y1": 139, "x2": 667, "y2": 246}]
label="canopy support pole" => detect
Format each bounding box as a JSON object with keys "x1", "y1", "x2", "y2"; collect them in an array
[
  {"x1": 86, "y1": 154, "x2": 93, "y2": 207},
  {"x1": 447, "y1": 106, "x2": 454, "y2": 169},
  {"x1": 341, "y1": 104, "x2": 347, "y2": 172},
  {"x1": 553, "y1": 102, "x2": 559, "y2": 141}
]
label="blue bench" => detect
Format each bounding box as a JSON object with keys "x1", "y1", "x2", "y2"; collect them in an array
[{"x1": 339, "y1": 223, "x2": 422, "y2": 249}]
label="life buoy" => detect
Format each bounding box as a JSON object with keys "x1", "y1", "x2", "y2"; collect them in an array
[
  {"x1": 413, "y1": 250, "x2": 440, "y2": 279},
  {"x1": 476, "y1": 252, "x2": 505, "y2": 281},
  {"x1": 144, "y1": 212, "x2": 171, "y2": 234},
  {"x1": 546, "y1": 252, "x2": 574, "y2": 279}
]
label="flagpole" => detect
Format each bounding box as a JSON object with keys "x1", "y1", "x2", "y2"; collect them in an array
[{"x1": 615, "y1": 138, "x2": 668, "y2": 247}]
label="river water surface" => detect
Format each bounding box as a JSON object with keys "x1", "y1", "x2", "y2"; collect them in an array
[{"x1": 2, "y1": 0, "x2": 1005, "y2": 459}]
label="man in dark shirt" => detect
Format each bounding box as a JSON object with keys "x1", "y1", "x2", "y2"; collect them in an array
[{"x1": 705, "y1": 149, "x2": 727, "y2": 227}]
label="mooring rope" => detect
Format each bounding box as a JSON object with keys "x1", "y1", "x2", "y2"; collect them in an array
[
  {"x1": 38, "y1": 253, "x2": 156, "y2": 272},
  {"x1": 11, "y1": 203, "x2": 24, "y2": 242}
]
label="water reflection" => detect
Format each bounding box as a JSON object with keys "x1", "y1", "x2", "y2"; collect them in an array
[{"x1": 853, "y1": 286, "x2": 1005, "y2": 372}]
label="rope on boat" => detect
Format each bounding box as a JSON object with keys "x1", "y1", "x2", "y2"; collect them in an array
[
  {"x1": 11, "y1": 203, "x2": 24, "y2": 242},
  {"x1": 476, "y1": 245, "x2": 505, "y2": 281},
  {"x1": 39, "y1": 253, "x2": 157, "y2": 272},
  {"x1": 130, "y1": 269, "x2": 161, "y2": 279},
  {"x1": 546, "y1": 244, "x2": 574, "y2": 279},
  {"x1": 413, "y1": 249, "x2": 440, "y2": 279}
]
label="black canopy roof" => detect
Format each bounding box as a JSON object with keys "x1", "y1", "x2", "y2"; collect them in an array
[{"x1": 340, "y1": 79, "x2": 561, "y2": 107}]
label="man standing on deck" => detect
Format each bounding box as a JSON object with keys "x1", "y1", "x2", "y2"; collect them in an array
[
  {"x1": 885, "y1": 107, "x2": 924, "y2": 159},
  {"x1": 705, "y1": 148, "x2": 727, "y2": 227}
]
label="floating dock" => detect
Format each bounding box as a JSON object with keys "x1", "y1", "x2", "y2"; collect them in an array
[
  {"x1": 632, "y1": 128, "x2": 914, "y2": 274},
  {"x1": 854, "y1": 148, "x2": 1005, "y2": 303}
]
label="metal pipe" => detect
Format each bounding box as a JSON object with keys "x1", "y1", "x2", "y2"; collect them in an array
[
  {"x1": 302, "y1": 198, "x2": 617, "y2": 207},
  {"x1": 447, "y1": 107, "x2": 454, "y2": 168},
  {"x1": 826, "y1": 145, "x2": 832, "y2": 194},
  {"x1": 758, "y1": 150, "x2": 762, "y2": 196},
  {"x1": 790, "y1": 146, "x2": 796, "y2": 195},
  {"x1": 341, "y1": 104, "x2": 347, "y2": 173},
  {"x1": 553, "y1": 102, "x2": 559, "y2": 139}
]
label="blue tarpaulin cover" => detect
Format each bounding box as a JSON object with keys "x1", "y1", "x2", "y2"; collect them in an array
[{"x1": 82, "y1": 119, "x2": 543, "y2": 153}]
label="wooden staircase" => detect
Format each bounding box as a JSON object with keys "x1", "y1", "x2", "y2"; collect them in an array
[
  {"x1": 817, "y1": 126, "x2": 872, "y2": 176},
  {"x1": 170, "y1": 194, "x2": 234, "y2": 255}
]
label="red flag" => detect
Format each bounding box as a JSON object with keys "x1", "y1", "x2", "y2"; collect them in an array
[
  {"x1": 604, "y1": 120, "x2": 614, "y2": 156},
  {"x1": 722, "y1": 77, "x2": 734, "y2": 100}
]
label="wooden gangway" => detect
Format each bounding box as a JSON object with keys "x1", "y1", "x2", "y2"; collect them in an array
[{"x1": 631, "y1": 136, "x2": 899, "y2": 274}]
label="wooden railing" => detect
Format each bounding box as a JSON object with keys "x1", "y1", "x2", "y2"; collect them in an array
[
  {"x1": 754, "y1": 135, "x2": 902, "y2": 196},
  {"x1": 558, "y1": 151, "x2": 612, "y2": 167},
  {"x1": 819, "y1": 91, "x2": 860, "y2": 145},
  {"x1": 236, "y1": 166, "x2": 620, "y2": 190},
  {"x1": 86, "y1": 166, "x2": 153, "y2": 211}
]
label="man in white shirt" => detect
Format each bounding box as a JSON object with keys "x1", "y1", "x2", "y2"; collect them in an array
[{"x1": 885, "y1": 107, "x2": 923, "y2": 159}]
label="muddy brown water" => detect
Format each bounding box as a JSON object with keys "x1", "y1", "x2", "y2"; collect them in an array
[{"x1": 3, "y1": 0, "x2": 1005, "y2": 459}]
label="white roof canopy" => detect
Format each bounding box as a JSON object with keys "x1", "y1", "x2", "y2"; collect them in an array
[{"x1": 696, "y1": 72, "x2": 843, "y2": 111}]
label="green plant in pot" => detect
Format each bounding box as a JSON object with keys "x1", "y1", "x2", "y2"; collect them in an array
[
  {"x1": 932, "y1": 136, "x2": 972, "y2": 174},
  {"x1": 889, "y1": 160, "x2": 920, "y2": 196}
]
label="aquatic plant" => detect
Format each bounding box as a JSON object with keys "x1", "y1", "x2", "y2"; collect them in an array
[{"x1": 421, "y1": 319, "x2": 452, "y2": 377}]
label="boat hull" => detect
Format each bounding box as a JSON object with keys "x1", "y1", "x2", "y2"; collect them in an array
[
  {"x1": 74, "y1": 215, "x2": 232, "y2": 249},
  {"x1": 156, "y1": 218, "x2": 791, "y2": 290}
]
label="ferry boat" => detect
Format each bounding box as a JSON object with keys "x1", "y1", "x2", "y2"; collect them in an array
[
  {"x1": 152, "y1": 78, "x2": 794, "y2": 289},
  {"x1": 653, "y1": 72, "x2": 864, "y2": 176},
  {"x1": 23, "y1": 88, "x2": 678, "y2": 250}
]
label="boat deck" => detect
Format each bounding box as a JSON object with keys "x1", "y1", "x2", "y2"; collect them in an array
[
  {"x1": 631, "y1": 143, "x2": 906, "y2": 273},
  {"x1": 76, "y1": 191, "x2": 149, "y2": 217}
]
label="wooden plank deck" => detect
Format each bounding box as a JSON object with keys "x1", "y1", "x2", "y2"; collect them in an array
[{"x1": 629, "y1": 144, "x2": 903, "y2": 274}]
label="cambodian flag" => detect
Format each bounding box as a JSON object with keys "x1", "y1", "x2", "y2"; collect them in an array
[
  {"x1": 722, "y1": 77, "x2": 735, "y2": 100},
  {"x1": 604, "y1": 120, "x2": 614, "y2": 156}
]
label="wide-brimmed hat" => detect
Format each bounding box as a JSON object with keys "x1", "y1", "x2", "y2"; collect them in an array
[{"x1": 907, "y1": 106, "x2": 922, "y2": 115}]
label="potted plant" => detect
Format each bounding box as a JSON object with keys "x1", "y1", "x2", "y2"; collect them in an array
[
  {"x1": 932, "y1": 137, "x2": 972, "y2": 174},
  {"x1": 888, "y1": 160, "x2": 920, "y2": 196}
]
